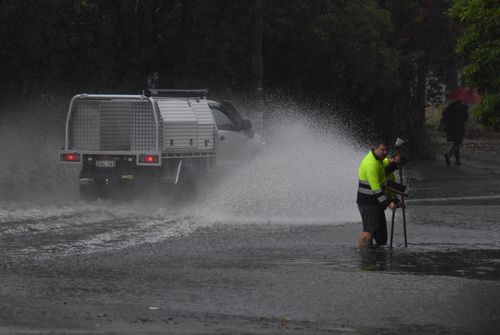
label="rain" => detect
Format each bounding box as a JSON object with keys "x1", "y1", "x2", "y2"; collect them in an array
[{"x1": 1, "y1": 1, "x2": 500, "y2": 334}]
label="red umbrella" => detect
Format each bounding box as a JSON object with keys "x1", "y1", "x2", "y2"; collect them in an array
[{"x1": 446, "y1": 87, "x2": 482, "y2": 104}]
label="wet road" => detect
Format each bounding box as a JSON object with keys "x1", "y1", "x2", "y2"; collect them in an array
[{"x1": 1, "y1": 147, "x2": 500, "y2": 334}]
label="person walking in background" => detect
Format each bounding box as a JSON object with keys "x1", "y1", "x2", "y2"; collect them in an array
[{"x1": 442, "y1": 100, "x2": 469, "y2": 166}]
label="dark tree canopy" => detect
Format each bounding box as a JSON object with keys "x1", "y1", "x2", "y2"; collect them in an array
[
  {"x1": 0, "y1": 0, "x2": 464, "y2": 155},
  {"x1": 450, "y1": 0, "x2": 500, "y2": 129}
]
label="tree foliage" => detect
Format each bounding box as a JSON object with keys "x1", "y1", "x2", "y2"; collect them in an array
[
  {"x1": 449, "y1": 0, "x2": 500, "y2": 128},
  {"x1": 0, "y1": 0, "x2": 462, "y2": 153}
]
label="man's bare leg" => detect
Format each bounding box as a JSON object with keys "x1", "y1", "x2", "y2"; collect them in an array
[{"x1": 358, "y1": 232, "x2": 373, "y2": 250}]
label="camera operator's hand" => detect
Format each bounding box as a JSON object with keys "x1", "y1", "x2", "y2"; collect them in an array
[
  {"x1": 389, "y1": 154, "x2": 402, "y2": 165},
  {"x1": 388, "y1": 200, "x2": 399, "y2": 210}
]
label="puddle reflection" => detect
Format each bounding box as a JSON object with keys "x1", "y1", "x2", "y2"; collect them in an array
[{"x1": 359, "y1": 248, "x2": 500, "y2": 281}]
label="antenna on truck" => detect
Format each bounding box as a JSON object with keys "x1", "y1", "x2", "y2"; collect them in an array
[{"x1": 143, "y1": 89, "x2": 209, "y2": 98}]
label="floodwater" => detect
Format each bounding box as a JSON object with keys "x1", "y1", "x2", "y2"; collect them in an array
[
  {"x1": 1, "y1": 201, "x2": 500, "y2": 334},
  {"x1": 0, "y1": 103, "x2": 362, "y2": 257},
  {"x1": 0, "y1": 108, "x2": 362, "y2": 257},
  {"x1": 1, "y1": 101, "x2": 500, "y2": 333}
]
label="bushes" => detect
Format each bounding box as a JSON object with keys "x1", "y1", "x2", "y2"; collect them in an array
[{"x1": 471, "y1": 94, "x2": 500, "y2": 131}]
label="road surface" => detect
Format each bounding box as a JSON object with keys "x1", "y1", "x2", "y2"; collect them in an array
[{"x1": 1, "y1": 141, "x2": 499, "y2": 334}]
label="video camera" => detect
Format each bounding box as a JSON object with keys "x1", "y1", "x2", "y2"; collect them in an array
[
  {"x1": 392, "y1": 136, "x2": 410, "y2": 164},
  {"x1": 395, "y1": 137, "x2": 407, "y2": 149}
]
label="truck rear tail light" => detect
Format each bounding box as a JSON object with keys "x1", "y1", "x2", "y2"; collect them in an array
[
  {"x1": 61, "y1": 153, "x2": 80, "y2": 162},
  {"x1": 139, "y1": 155, "x2": 159, "y2": 164}
]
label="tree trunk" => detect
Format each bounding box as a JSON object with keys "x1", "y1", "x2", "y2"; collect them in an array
[
  {"x1": 401, "y1": 64, "x2": 434, "y2": 158},
  {"x1": 252, "y1": 0, "x2": 264, "y2": 92}
]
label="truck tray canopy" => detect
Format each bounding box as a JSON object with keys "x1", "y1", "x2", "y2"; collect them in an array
[{"x1": 64, "y1": 93, "x2": 216, "y2": 155}]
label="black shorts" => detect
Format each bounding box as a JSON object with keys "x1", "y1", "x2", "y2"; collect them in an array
[
  {"x1": 358, "y1": 205, "x2": 386, "y2": 232},
  {"x1": 358, "y1": 205, "x2": 388, "y2": 244}
]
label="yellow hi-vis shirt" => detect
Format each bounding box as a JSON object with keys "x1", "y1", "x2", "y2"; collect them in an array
[{"x1": 357, "y1": 150, "x2": 396, "y2": 207}]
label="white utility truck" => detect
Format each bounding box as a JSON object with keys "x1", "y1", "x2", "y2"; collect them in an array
[{"x1": 59, "y1": 89, "x2": 263, "y2": 199}]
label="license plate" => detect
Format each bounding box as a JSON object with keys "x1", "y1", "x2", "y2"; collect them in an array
[{"x1": 96, "y1": 160, "x2": 116, "y2": 168}]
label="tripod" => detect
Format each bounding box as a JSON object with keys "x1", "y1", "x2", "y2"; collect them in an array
[{"x1": 389, "y1": 166, "x2": 408, "y2": 248}]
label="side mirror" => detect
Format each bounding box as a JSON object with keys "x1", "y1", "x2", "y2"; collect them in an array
[{"x1": 241, "y1": 119, "x2": 252, "y2": 130}]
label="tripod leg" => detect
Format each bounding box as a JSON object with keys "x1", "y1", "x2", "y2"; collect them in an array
[
  {"x1": 402, "y1": 206, "x2": 407, "y2": 247},
  {"x1": 397, "y1": 166, "x2": 407, "y2": 247},
  {"x1": 389, "y1": 209, "x2": 395, "y2": 248}
]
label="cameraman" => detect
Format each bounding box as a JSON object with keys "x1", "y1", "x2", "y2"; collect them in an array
[{"x1": 357, "y1": 140, "x2": 401, "y2": 249}]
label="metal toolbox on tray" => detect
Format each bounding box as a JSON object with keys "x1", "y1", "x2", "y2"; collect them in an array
[{"x1": 60, "y1": 90, "x2": 217, "y2": 168}]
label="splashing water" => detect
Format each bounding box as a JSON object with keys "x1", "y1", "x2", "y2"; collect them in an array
[
  {"x1": 0, "y1": 100, "x2": 79, "y2": 202},
  {"x1": 194, "y1": 118, "x2": 362, "y2": 224},
  {"x1": 0, "y1": 97, "x2": 364, "y2": 256}
]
